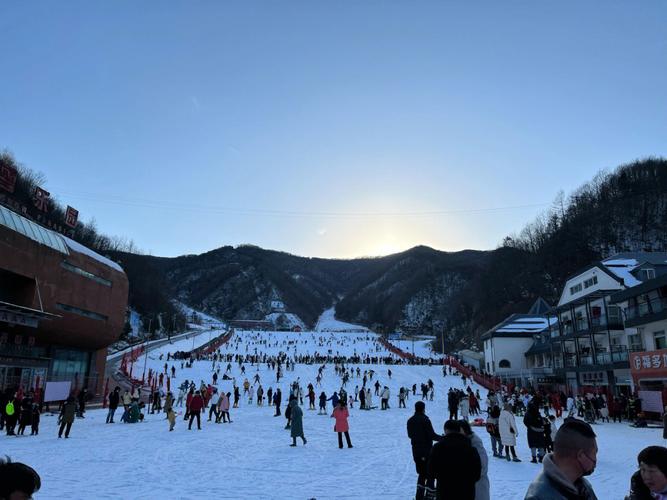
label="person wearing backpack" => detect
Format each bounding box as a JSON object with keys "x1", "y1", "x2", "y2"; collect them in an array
[
  {"x1": 486, "y1": 405, "x2": 503, "y2": 458},
  {"x1": 5, "y1": 394, "x2": 17, "y2": 436}
]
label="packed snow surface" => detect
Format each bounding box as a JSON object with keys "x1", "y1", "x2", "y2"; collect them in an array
[
  {"x1": 315, "y1": 307, "x2": 369, "y2": 332},
  {"x1": 6, "y1": 329, "x2": 660, "y2": 499}
]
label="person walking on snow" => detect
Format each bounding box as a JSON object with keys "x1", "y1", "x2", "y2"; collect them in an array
[
  {"x1": 332, "y1": 400, "x2": 353, "y2": 448},
  {"x1": 289, "y1": 399, "x2": 307, "y2": 446}
]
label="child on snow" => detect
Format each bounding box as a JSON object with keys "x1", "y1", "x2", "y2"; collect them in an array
[{"x1": 167, "y1": 408, "x2": 176, "y2": 431}]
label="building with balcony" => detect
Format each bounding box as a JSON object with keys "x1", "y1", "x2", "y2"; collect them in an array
[
  {"x1": 0, "y1": 204, "x2": 128, "y2": 396},
  {"x1": 545, "y1": 252, "x2": 667, "y2": 396},
  {"x1": 610, "y1": 269, "x2": 667, "y2": 413}
]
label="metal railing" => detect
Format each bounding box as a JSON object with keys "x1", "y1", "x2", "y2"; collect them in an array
[{"x1": 626, "y1": 296, "x2": 667, "y2": 321}]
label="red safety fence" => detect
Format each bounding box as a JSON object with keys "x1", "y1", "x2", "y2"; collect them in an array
[
  {"x1": 377, "y1": 338, "x2": 416, "y2": 360},
  {"x1": 447, "y1": 356, "x2": 501, "y2": 391}
]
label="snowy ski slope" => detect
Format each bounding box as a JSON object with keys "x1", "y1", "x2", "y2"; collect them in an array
[{"x1": 4, "y1": 328, "x2": 661, "y2": 499}]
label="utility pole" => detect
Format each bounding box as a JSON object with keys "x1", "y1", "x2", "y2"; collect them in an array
[{"x1": 142, "y1": 318, "x2": 152, "y2": 383}]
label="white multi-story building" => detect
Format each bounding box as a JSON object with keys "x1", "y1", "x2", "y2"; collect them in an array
[
  {"x1": 545, "y1": 252, "x2": 667, "y2": 395},
  {"x1": 482, "y1": 298, "x2": 554, "y2": 387}
]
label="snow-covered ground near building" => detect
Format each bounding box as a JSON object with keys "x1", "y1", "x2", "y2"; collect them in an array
[
  {"x1": 391, "y1": 338, "x2": 438, "y2": 358},
  {"x1": 6, "y1": 329, "x2": 661, "y2": 499},
  {"x1": 264, "y1": 312, "x2": 306, "y2": 330},
  {"x1": 175, "y1": 301, "x2": 226, "y2": 330},
  {"x1": 315, "y1": 307, "x2": 369, "y2": 332}
]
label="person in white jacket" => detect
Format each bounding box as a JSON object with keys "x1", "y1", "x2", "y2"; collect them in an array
[
  {"x1": 460, "y1": 396, "x2": 470, "y2": 421},
  {"x1": 460, "y1": 420, "x2": 490, "y2": 500},
  {"x1": 499, "y1": 402, "x2": 521, "y2": 462},
  {"x1": 381, "y1": 387, "x2": 390, "y2": 410}
]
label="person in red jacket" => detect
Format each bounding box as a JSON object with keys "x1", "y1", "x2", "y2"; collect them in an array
[
  {"x1": 332, "y1": 400, "x2": 353, "y2": 449},
  {"x1": 184, "y1": 388, "x2": 194, "y2": 421},
  {"x1": 188, "y1": 391, "x2": 204, "y2": 430}
]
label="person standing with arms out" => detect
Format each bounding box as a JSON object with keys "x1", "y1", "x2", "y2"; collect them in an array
[
  {"x1": 58, "y1": 396, "x2": 77, "y2": 438},
  {"x1": 107, "y1": 387, "x2": 120, "y2": 424},
  {"x1": 407, "y1": 401, "x2": 442, "y2": 500},
  {"x1": 332, "y1": 400, "x2": 352, "y2": 449},
  {"x1": 289, "y1": 399, "x2": 307, "y2": 446},
  {"x1": 524, "y1": 419, "x2": 598, "y2": 500},
  {"x1": 427, "y1": 420, "x2": 481, "y2": 500}
]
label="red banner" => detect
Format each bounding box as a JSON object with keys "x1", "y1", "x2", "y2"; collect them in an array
[
  {"x1": 33, "y1": 186, "x2": 50, "y2": 212},
  {"x1": 630, "y1": 348, "x2": 667, "y2": 376},
  {"x1": 65, "y1": 205, "x2": 79, "y2": 228},
  {"x1": 0, "y1": 164, "x2": 17, "y2": 193}
]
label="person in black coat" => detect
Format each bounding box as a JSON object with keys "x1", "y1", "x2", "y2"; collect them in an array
[
  {"x1": 428, "y1": 419, "x2": 482, "y2": 500},
  {"x1": 17, "y1": 398, "x2": 32, "y2": 435},
  {"x1": 107, "y1": 387, "x2": 120, "y2": 424},
  {"x1": 77, "y1": 388, "x2": 88, "y2": 418},
  {"x1": 523, "y1": 402, "x2": 547, "y2": 463},
  {"x1": 407, "y1": 401, "x2": 443, "y2": 500}
]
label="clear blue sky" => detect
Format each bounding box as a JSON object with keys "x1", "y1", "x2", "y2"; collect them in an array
[{"x1": 1, "y1": 2, "x2": 665, "y2": 258}]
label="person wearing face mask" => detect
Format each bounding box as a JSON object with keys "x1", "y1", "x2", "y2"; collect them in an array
[
  {"x1": 625, "y1": 446, "x2": 667, "y2": 500},
  {"x1": 524, "y1": 419, "x2": 598, "y2": 500}
]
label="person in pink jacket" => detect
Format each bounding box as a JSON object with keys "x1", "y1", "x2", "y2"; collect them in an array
[
  {"x1": 332, "y1": 400, "x2": 353, "y2": 449},
  {"x1": 216, "y1": 392, "x2": 232, "y2": 423}
]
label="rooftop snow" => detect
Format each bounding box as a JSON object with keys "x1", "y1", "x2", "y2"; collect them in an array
[
  {"x1": 63, "y1": 236, "x2": 124, "y2": 273},
  {"x1": 602, "y1": 257, "x2": 642, "y2": 287}
]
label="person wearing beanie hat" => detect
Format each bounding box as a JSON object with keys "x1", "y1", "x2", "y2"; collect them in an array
[
  {"x1": 407, "y1": 401, "x2": 442, "y2": 500},
  {"x1": 625, "y1": 446, "x2": 667, "y2": 500}
]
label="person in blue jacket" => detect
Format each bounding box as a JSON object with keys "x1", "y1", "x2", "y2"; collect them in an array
[{"x1": 328, "y1": 391, "x2": 339, "y2": 410}]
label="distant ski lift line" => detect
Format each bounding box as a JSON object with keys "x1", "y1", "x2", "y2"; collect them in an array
[{"x1": 51, "y1": 188, "x2": 551, "y2": 218}]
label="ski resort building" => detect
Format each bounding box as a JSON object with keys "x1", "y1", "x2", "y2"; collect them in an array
[
  {"x1": 482, "y1": 298, "x2": 554, "y2": 388},
  {"x1": 543, "y1": 253, "x2": 667, "y2": 396},
  {"x1": 0, "y1": 204, "x2": 128, "y2": 396},
  {"x1": 610, "y1": 266, "x2": 667, "y2": 413}
]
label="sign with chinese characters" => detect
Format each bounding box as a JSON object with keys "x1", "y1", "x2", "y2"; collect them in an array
[
  {"x1": 65, "y1": 205, "x2": 79, "y2": 228},
  {"x1": 0, "y1": 164, "x2": 17, "y2": 193},
  {"x1": 630, "y1": 349, "x2": 667, "y2": 375},
  {"x1": 33, "y1": 186, "x2": 50, "y2": 213},
  {"x1": 0, "y1": 311, "x2": 39, "y2": 328},
  {"x1": 579, "y1": 371, "x2": 607, "y2": 385}
]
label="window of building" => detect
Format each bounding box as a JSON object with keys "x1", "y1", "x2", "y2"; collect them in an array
[
  {"x1": 607, "y1": 305, "x2": 622, "y2": 323},
  {"x1": 628, "y1": 333, "x2": 643, "y2": 352},
  {"x1": 570, "y1": 283, "x2": 583, "y2": 295},
  {"x1": 584, "y1": 276, "x2": 598, "y2": 289},
  {"x1": 56, "y1": 303, "x2": 108, "y2": 322},
  {"x1": 498, "y1": 359, "x2": 511, "y2": 368},
  {"x1": 61, "y1": 261, "x2": 112, "y2": 287},
  {"x1": 654, "y1": 331, "x2": 667, "y2": 350},
  {"x1": 640, "y1": 268, "x2": 656, "y2": 281}
]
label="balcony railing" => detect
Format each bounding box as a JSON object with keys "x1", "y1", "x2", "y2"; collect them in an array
[
  {"x1": 626, "y1": 296, "x2": 667, "y2": 321},
  {"x1": 590, "y1": 316, "x2": 624, "y2": 329}
]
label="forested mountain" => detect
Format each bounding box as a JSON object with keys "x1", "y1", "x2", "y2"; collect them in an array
[
  {"x1": 112, "y1": 158, "x2": 666, "y2": 350},
  {"x1": 4, "y1": 150, "x2": 666, "y2": 349}
]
